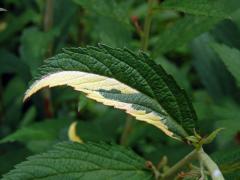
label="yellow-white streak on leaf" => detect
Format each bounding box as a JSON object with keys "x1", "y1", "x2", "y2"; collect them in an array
[
  {"x1": 68, "y1": 121, "x2": 83, "y2": 143},
  {"x1": 24, "y1": 71, "x2": 137, "y2": 101},
  {"x1": 86, "y1": 91, "x2": 173, "y2": 137},
  {"x1": 24, "y1": 71, "x2": 174, "y2": 138}
]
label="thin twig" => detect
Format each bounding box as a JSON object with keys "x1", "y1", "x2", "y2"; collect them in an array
[
  {"x1": 42, "y1": 0, "x2": 54, "y2": 118},
  {"x1": 198, "y1": 148, "x2": 224, "y2": 180},
  {"x1": 120, "y1": 117, "x2": 134, "y2": 146},
  {"x1": 161, "y1": 149, "x2": 198, "y2": 180},
  {"x1": 141, "y1": 0, "x2": 155, "y2": 51}
]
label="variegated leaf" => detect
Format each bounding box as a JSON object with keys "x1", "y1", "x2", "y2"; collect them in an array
[{"x1": 24, "y1": 44, "x2": 197, "y2": 140}]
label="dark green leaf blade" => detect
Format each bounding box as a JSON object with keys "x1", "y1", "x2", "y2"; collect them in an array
[
  {"x1": 161, "y1": 0, "x2": 235, "y2": 18},
  {"x1": 2, "y1": 142, "x2": 154, "y2": 180},
  {"x1": 154, "y1": 16, "x2": 221, "y2": 54},
  {"x1": 212, "y1": 43, "x2": 240, "y2": 85},
  {"x1": 24, "y1": 44, "x2": 197, "y2": 140}
]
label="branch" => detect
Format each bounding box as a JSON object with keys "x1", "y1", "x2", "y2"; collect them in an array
[
  {"x1": 161, "y1": 149, "x2": 198, "y2": 180},
  {"x1": 141, "y1": 0, "x2": 155, "y2": 51},
  {"x1": 198, "y1": 148, "x2": 224, "y2": 180}
]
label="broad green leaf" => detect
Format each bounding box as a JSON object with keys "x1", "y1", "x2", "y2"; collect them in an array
[
  {"x1": 20, "y1": 27, "x2": 55, "y2": 75},
  {"x1": 161, "y1": 0, "x2": 235, "y2": 18},
  {"x1": 154, "y1": 56, "x2": 191, "y2": 92},
  {"x1": 0, "y1": 119, "x2": 70, "y2": 152},
  {"x1": 154, "y1": 16, "x2": 221, "y2": 53},
  {"x1": 2, "y1": 77, "x2": 26, "y2": 126},
  {"x1": 24, "y1": 44, "x2": 197, "y2": 140},
  {"x1": 0, "y1": 120, "x2": 67, "y2": 144},
  {"x1": 212, "y1": 43, "x2": 240, "y2": 85},
  {"x1": 2, "y1": 142, "x2": 154, "y2": 180},
  {"x1": 0, "y1": 147, "x2": 31, "y2": 175},
  {"x1": 212, "y1": 148, "x2": 240, "y2": 179},
  {"x1": 212, "y1": 20, "x2": 240, "y2": 49},
  {"x1": 191, "y1": 34, "x2": 236, "y2": 101},
  {"x1": 0, "y1": 49, "x2": 30, "y2": 80},
  {"x1": 75, "y1": 109, "x2": 126, "y2": 142},
  {"x1": 0, "y1": 10, "x2": 37, "y2": 43},
  {"x1": 73, "y1": 0, "x2": 132, "y2": 47},
  {"x1": 211, "y1": 100, "x2": 240, "y2": 147}
]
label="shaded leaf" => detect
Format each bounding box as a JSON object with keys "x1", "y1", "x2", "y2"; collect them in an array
[
  {"x1": 0, "y1": 119, "x2": 69, "y2": 144},
  {"x1": 154, "y1": 16, "x2": 221, "y2": 53},
  {"x1": 20, "y1": 27, "x2": 55, "y2": 75},
  {"x1": 0, "y1": 10, "x2": 37, "y2": 43},
  {"x1": 212, "y1": 43, "x2": 240, "y2": 86},
  {"x1": 2, "y1": 142, "x2": 154, "y2": 180},
  {"x1": 74, "y1": 0, "x2": 132, "y2": 47},
  {"x1": 161, "y1": 0, "x2": 235, "y2": 18},
  {"x1": 191, "y1": 33, "x2": 236, "y2": 101}
]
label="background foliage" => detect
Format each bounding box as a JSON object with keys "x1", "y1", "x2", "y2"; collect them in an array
[{"x1": 0, "y1": 0, "x2": 240, "y2": 179}]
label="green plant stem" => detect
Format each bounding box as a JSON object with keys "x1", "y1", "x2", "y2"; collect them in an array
[
  {"x1": 42, "y1": 0, "x2": 54, "y2": 118},
  {"x1": 198, "y1": 148, "x2": 224, "y2": 180},
  {"x1": 120, "y1": 117, "x2": 134, "y2": 146},
  {"x1": 141, "y1": 0, "x2": 155, "y2": 51},
  {"x1": 161, "y1": 149, "x2": 198, "y2": 180}
]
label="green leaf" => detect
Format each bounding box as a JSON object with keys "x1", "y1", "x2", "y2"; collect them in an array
[
  {"x1": 211, "y1": 100, "x2": 240, "y2": 147},
  {"x1": 73, "y1": 0, "x2": 132, "y2": 47},
  {"x1": 0, "y1": 49, "x2": 30, "y2": 79},
  {"x1": 0, "y1": 119, "x2": 68, "y2": 144},
  {"x1": 161, "y1": 0, "x2": 235, "y2": 18},
  {"x1": 201, "y1": 128, "x2": 224, "y2": 144},
  {"x1": 212, "y1": 43, "x2": 240, "y2": 86},
  {"x1": 212, "y1": 20, "x2": 240, "y2": 49},
  {"x1": 0, "y1": 147, "x2": 31, "y2": 175},
  {"x1": 0, "y1": 10, "x2": 37, "y2": 43},
  {"x1": 212, "y1": 148, "x2": 240, "y2": 179},
  {"x1": 154, "y1": 16, "x2": 221, "y2": 53},
  {"x1": 2, "y1": 142, "x2": 154, "y2": 180},
  {"x1": 0, "y1": 119, "x2": 70, "y2": 152},
  {"x1": 24, "y1": 44, "x2": 197, "y2": 140},
  {"x1": 20, "y1": 27, "x2": 55, "y2": 75},
  {"x1": 191, "y1": 34, "x2": 236, "y2": 101}
]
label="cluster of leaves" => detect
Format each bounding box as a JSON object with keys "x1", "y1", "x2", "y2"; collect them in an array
[{"x1": 0, "y1": 0, "x2": 240, "y2": 179}]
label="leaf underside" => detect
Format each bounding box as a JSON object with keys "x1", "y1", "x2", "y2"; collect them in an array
[
  {"x1": 24, "y1": 44, "x2": 197, "y2": 140},
  {"x1": 2, "y1": 142, "x2": 154, "y2": 180}
]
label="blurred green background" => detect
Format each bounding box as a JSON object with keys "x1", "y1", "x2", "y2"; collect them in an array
[{"x1": 0, "y1": 0, "x2": 240, "y2": 178}]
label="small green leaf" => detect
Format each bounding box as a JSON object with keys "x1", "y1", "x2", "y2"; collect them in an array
[
  {"x1": 73, "y1": 0, "x2": 132, "y2": 47},
  {"x1": 191, "y1": 34, "x2": 236, "y2": 101},
  {"x1": 24, "y1": 44, "x2": 197, "y2": 140},
  {"x1": 154, "y1": 16, "x2": 221, "y2": 53},
  {"x1": 0, "y1": 10, "x2": 37, "y2": 43},
  {"x1": 212, "y1": 43, "x2": 240, "y2": 86},
  {"x1": 20, "y1": 27, "x2": 55, "y2": 75},
  {"x1": 161, "y1": 0, "x2": 235, "y2": 18},
  {"x1": 201, "y1": 128, "x2": 224, "y2": 144},
  {"x1": 1, "y1": 120, "x2": 68, "y2": 144},
  {"x1": 2, "y1": 142, "x2": 154, "y2": 180}
]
